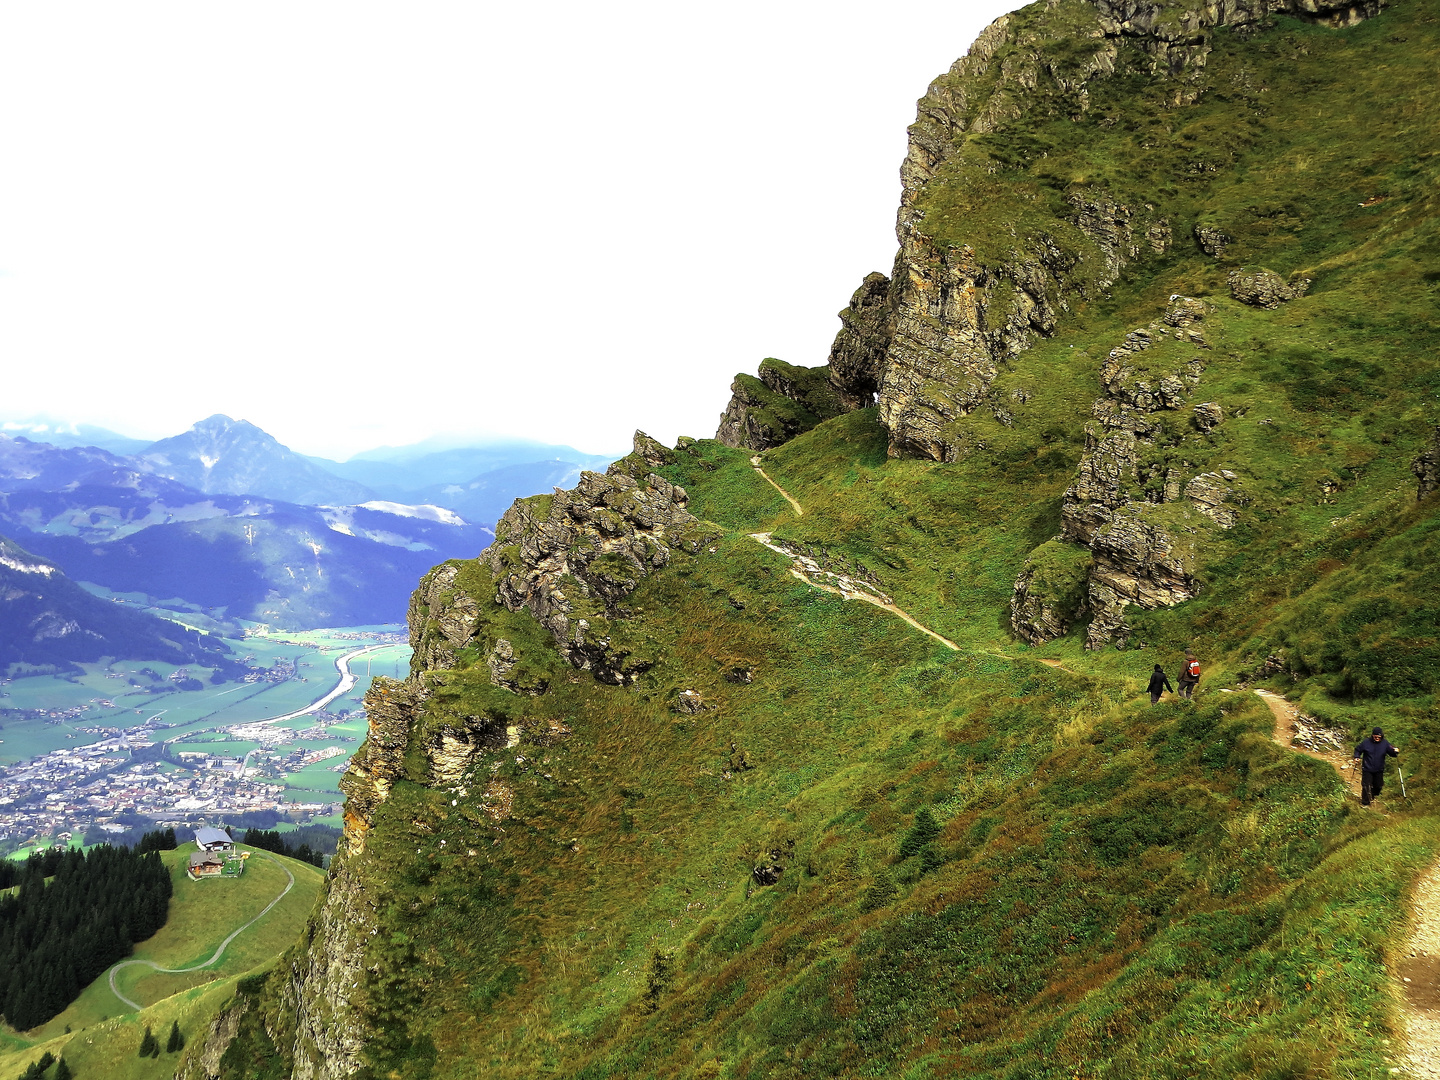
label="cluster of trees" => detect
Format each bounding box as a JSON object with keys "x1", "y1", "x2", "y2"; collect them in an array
[
  {"x1": 133, "y1": 828, "x2": 178, "y2": 854},
  {"x1": 137, "y1": 1020, "x2": 184, "y2": 1056},
  {"x1": 14, "y1": 1051, "x2": 72, "y2": 1079},
  {"x1": 242, "y1": 829, "x2": 326, "y2": 868},
  {"x1": 0, "y1": 846, "x2": 172, "y2": 1030}
]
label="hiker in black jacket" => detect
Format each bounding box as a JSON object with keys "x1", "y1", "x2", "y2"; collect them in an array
[
  {"x1": 1353, "y1": 727, "x2": 1400, "y2": 806},
  {"x1": 1147, "y1": 664, "x2": 1173, "y2": 704}
]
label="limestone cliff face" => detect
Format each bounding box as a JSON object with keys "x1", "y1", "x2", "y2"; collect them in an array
[
  {"x1": 872, "y1": 0, "x2": 1382, "y2": 461},
  {"x1": 715, "y1": 0, "x2": 1383, "y2": 464},
  {"x1": 826, "y1": 272, "x2": 894, "y2": 410},
  {"x1": 1012, "y1": 296, "x2": 1241, "y2": 647},
  {"x1": 481, "y1": 432, "x2": 720, "y2": 683}
]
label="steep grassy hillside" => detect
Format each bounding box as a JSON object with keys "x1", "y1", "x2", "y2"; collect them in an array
[{"x1": 182, "y1": 1, "x2": 1440, "y2": 1078}]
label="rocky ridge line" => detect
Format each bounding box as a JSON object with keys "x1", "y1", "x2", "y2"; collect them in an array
[{"x1": 1012, "y1": 296, "x2": 1242, "y2": 648}]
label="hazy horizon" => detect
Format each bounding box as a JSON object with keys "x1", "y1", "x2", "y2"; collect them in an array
[{"x1": 0, "y1": 0, "x2": 1015, "y2": 460}]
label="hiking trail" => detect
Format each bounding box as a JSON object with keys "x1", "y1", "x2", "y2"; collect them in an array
[
  {"x1": 1251, "y1": 689, "x2": 1440, "y2": 1075},
  {"x1": 1400, "y1": 868, "x2": 1440, "y2": 1078},
  {"x1": 742, "y1": 459, "x2": 1076, "y2": 664},
  {"x1": 1251, "y1": 689, "x2": 1357, "y2": 793},
  {"x1": 106, "y1": 851, "x2": 296, "y2": 1011},
  {"x1": 748, "y1": 532, "x2": 960, "y2": 651},
  {"x1": 750, "y1": 456, "x2": 804, "y2": 516}
]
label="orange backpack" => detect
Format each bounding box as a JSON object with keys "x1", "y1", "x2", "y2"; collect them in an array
[{"x1": 1186, "y1": 660, "x2": 1201, "y2": 679}]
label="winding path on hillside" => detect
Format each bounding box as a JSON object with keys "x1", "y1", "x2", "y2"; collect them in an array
[
  {"x1": 748, "y1": 531, "x2": 960, "y2": 651},
  {"x1": 750, "y1": 456, "x2": 804, "y2": 515},
  {"x1": 1252, "y1": 689, "x2": 1440, "y2": 1074},
  {"x1": 1252, "y1": 689, "x2": 1356, "y2": 793},
  {"x1": 106, "y1": 851, "x2": 295, "y2": 1012}
]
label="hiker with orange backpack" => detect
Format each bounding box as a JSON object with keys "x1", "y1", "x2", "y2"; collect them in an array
[{"x1": 1176, "y1": 653, "x2": 1201, "y2": 699}]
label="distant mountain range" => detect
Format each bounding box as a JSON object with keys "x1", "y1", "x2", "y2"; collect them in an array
[
  {"x1": 137, "y1": 415, "x2": 376, "y2": 505},
  {"x1": 0, "y1": 535, "x2": 239, "y2": 673},
  {"x1": 0, "y1": 417, "x2": 618, "y2": 634}
]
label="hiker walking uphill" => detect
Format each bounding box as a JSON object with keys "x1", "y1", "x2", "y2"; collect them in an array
[
  {"x1": 1176, "y1": 653, "x2": 1202, "y2": 699},
  {"x1": 1354, "y1": 727, "x2": 1400, "y2": 807},
  {"x1": 1147, "y1": 664, "x2": 1173, "y2": 704}
]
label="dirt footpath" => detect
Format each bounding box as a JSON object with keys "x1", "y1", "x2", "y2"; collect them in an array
[{"x1": 1252, "y1": 689, "x2": 1440, "y2": 1076}]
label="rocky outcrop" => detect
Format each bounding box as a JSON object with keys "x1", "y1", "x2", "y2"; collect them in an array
[
  {"x1": 715, "y1": 359, "x2": 845, "y2": 450},
  {"x1": 869, "y1": 0, "x2": 1379, "y2": 462},
  {"x1": 482, "y1": 432, "x2": 720, "y2": 683},
  {"x1": 1192, "y1": 401, "x2": 1224, "y2": 432},
  {"x1": 407, "y1": 563, "x2": 480, "y2": 673},
  {"x1": 281, "y1": 866, "x2": 375, "y2": 1080},
  {"x1": 1010, "y1": 540, "x2": 1093, "y2": 645},
  {"x1": 427, "y1": 713, "x2": 509, "y2": 787},
  {"x1": 1013, "y1": 298, "x2": 1243, "y2": 647},
  {"x1": 1085, "y1": 507, "x2": 1204, "y2": 649},
  {"x1": 175, "y1": 995, "x2": 249, "y2": 1079},
  {"x1": 1194, "y1": 224, "x2": 1231, "y2": 258},
  {"x1": 826, "y1": 272, "x2": 894, "y2": 410},
  {"x1": 339, "y1": 676, "x2": 425, "y2": 855},
  {"x1": 1229, "y1": 266, "x2": 1311, "y2": 308},
  {"x1": 1412, "y1": 427, "x2": 1440, "y2": 499}
]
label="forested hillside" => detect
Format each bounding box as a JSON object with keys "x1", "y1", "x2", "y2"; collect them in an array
[
  {"x1": 0, "y1": 847, "x2": 171, "y2": 1031},
  {"x1": 169, "y1": 0, "x2": 1440, "y2": 1077}
]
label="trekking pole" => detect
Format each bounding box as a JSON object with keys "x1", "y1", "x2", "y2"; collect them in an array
[{"x1": 1399, "y1": 765, "x2": 1409, "y2": 799}]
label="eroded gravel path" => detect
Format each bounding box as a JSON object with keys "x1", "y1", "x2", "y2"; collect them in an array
[
  {"x1": 748, "y1": 532, "x2": 960, "y2": 651},
  {"x1": 1252, "y1": 689, "x2": 1358, "y2": 795},
  {"x1": 1400, "y1": 867, "x2": 1440, "y2": 1078}
]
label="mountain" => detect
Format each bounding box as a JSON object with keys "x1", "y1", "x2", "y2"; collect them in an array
[
  {"x1": 0, "y1": 534, "x2": 237, "y2": 673},
  {"x1": 0, "y1": 437, "x2": 493, "y2": 627},
  {"x1": 19, "y1": 1, "x2": 1440, "y2": 1076},
  {"x1": 312, "y1": 442, "x2": 617, "y2": 503},
  {"x1": 0, "y1": 419, "x2": 151, "y2": 456},
  {"x1": 397, "y1": 459, "x2": 590, "y2": 523},
  {"x1": 0, "y1": 434, "x2": 133, "y2": 490},
  {"x1": 0, "y1": 485, "x2": 493, "y2": 629},
  {"x1": 137, "y1": 415, "x2": 376, "y2": 506}
]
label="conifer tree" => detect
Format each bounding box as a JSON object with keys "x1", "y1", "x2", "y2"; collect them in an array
[
  {"x1": 166, "y1": 1019, "x2": 185, "y2": 1052},
  {"x1": 138, "y1": 1024, "x2": 158, "y2": 1057},
  {"x1": 55, "y1": 1057, "x2": 74, "y2": 1080}
]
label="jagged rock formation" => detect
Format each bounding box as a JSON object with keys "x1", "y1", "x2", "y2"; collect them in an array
[
  {"x1": 1416, "y1": 426, "x2": 1440, "y2": 499},
  {"x1": 481, "y1": 432, "x2": 720, "y2": 683},
  {"x1": 1229, "y1": 266, "x2": 1311, "y2": 308},
  {"x1": 716, "y1": 275, "x2": 893, "y2": 450},
  {"x1": 338, "y1": 677, "x2": 423, "y2": 854},
  {"x1": 826, "y1": 272, "x2": 894, "y2": 410},
  {"x1": 1012, "y1": 297, "x2": 1242, "y2": 648},
  {"x1": 1194, "y1": 224, "x2": 1232, "y2": 257},
  {"x1": 253, "y1": 440, "x2": 708, "y2": 1080},
  {"x1": 715, "y1": 359, "x2": 845, "y2": 450},
  {"x1": 712, "y1": 1, "x2": 1378, "y2": 464},
  {"x1": 869, "y1": 0, "x2": 1379, "y2": 460}
]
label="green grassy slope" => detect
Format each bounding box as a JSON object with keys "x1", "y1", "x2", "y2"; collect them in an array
[
  {"x1": 0, "y1": 847, "x2": 322, "y2": 1077},
  {"x1": 219, "y1": 2, "x2": 1440, "y2": 1078}
]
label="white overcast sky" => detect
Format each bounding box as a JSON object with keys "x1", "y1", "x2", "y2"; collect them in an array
[{"x1": 0, "y1": 1, "x2": 1016, "y2": 461}]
